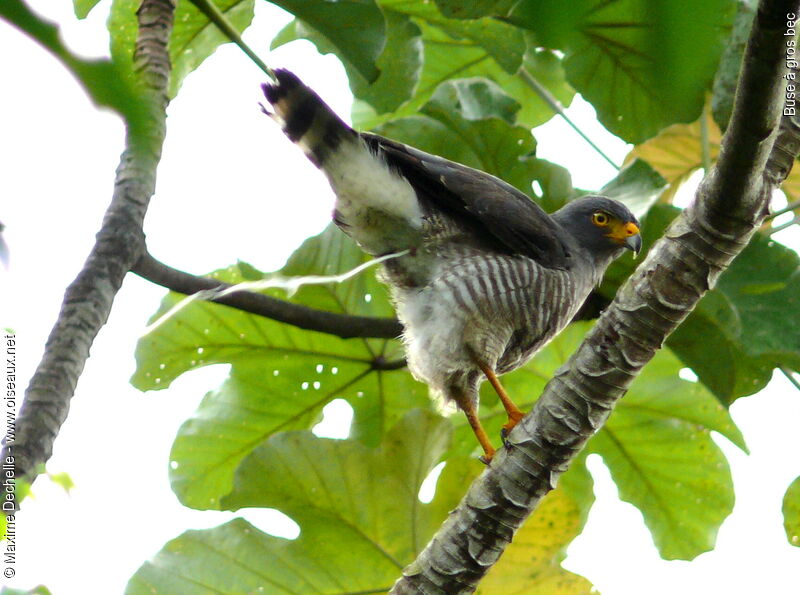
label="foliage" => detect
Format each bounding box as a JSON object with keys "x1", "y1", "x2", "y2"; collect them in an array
[
  {"x1": 784, "y1": 476, "x2": 800, "y2": 548},
  {"x1": 4, "y1": 0, "x2": 799, "y2": 592}
]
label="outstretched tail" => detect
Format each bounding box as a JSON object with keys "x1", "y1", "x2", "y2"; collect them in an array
[{"x1": 261, "y1": 70, "x2": 424, "y2": 256}]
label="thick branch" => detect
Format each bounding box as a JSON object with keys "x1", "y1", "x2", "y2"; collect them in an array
[
  {"x1": 392, "y1": 0, "x2": 800, "y2": 591},
  {"x1": 132, "y1": 252, "x2": 403, "y2": 339},
  {"x1": 2, "y1": 0, "x2": 175, "y2": 489}
]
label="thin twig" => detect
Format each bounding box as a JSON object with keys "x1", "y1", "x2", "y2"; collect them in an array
[
  {"x1": 187, "y1": 0, "x2": 274, "y2": 79},
  {"x1": 767, "y1": 198, "x2": 800, "y2": 220},
  {"x1": 519, "y1": 67, "x2": 620, "y2": 170},
  {"x1": 780, "y1": 366, "x2": 800, "y2": 391},
  {"x1": 767, "y1": 214, "x2": 800, "y2": 235}
]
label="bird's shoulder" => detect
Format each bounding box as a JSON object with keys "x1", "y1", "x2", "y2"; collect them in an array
[{"x1": 360, "y1": 133, "x2": 572, "y2": 269}]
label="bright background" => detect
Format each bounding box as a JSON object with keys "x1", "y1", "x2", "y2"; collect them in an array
[{"x1": 2, "y1": 2, "x2": 800, "y2": 593}]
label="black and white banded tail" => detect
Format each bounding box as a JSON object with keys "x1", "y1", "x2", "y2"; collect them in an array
[
  {"x1": 262, "y1": 69, "x2": 425, "y2": 256},
  {"x1": 261, "y1": 69, "x2": 357, "y2": 169}
]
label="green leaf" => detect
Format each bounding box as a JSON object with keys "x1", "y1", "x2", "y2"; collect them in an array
[
  {"x1": 271, "y1": 0, "x2": 386, "y2": 83},
  {"x1": 352, "y1": 21, "x2": 572, "y2": 131},
  {"x1": 433, "y1": 0, "x2": 517, "y2": 20},
  {"x1": 133, "y1": 225, "x2": 431, "y2": 509},
  {"x1": 223, "y1": 411, "x2": 454, "y2": 549},
  {"x1": 0, "y1": 587, "x2": 53, "y2": 595},
  {"x1": 509, "y1": 0, "x2": 735, "y2": 143},
  {"x1": 589, "y1": 356, "x2": 741, "y2": 559},
  {"x1": 130, "y1": 411, "x2": 595, "y2": 592},
  {"x1": 599, "y1": 158, "x2": 667, "y2": 219},
  {"x1": 273, "y1": 10, "x2": 422, "y2": 114},
  {"x1": 783, "y1": 476, "x2": 800, "y2": 547},
  {"x1": 452, "y1": 321, "x2": 742, "y2": 559},
  {"x1": 73, "y1": 0, "x2": 101, "y2": 19},
  {"x1": 428, "y1": 76, "x2": 522, "y2": 123},
  {"x1": 168, "y1": 0, "x2": 255, "y2": 98},
  {"x1": 1, "y1": 0, "x2": 146, "y2": 129},
  {"x1": 372, "y1": 78, "x2": 573, "y2": 203},
  {"x1": 128, "y1": 411, "x2": 465, "y2": 594},
  {"x1": 382, "y1": 0, "x2": 526, "y2": 74}
]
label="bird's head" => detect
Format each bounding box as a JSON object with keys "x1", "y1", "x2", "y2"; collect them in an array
[{"x1": 552, "y1": 195, "x2": 642, "y2": 264}]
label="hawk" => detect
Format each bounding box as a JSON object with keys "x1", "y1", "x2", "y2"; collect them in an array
[{"x1": 263, "y1": 70, "x2": 641, "y2": 462}]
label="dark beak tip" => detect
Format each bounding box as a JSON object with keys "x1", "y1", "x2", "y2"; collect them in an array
[{"x1": 625, "y1": 234, "x2": 642, "y2": 254}]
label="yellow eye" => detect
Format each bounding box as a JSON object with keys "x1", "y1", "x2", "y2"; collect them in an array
[{"x1": 592, "y1": 212, "x2": 609, "y2": 226}]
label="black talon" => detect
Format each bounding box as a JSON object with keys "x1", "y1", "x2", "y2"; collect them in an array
[{"x1": 501, "y1": 427, "x2": 511, "y2": 448}]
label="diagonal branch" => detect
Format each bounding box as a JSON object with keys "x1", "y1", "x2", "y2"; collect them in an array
[
  {"x1": 1, "y1": 0, "x2": 175, "y2": 491},
  {"x1": 132, "y1": 251, "x2": 403, "y2": 339},
  {"x1": 391, "y1": 0, "x2": 800, "y2": 591}
]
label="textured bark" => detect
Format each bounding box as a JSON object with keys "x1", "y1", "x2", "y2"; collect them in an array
[
  {"x1": 391, "y1": 0, "x2": 800, "y2": 591},
  {"x1": 132, "y1": 251, "x2": 403, "y2": 339},
  {"x1": 2, "y1": 0, "x2": 175, "y2": 488}
]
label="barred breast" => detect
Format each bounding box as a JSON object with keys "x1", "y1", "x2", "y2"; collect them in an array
[{"x1": 391, "y1": 246, "x2": 596, "y2": 404}]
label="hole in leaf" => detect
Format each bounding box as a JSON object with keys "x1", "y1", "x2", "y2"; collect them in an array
[
  {"x1": 239, "y1": 508, "x2": 300, "y2": 540},
  {"x1": 418, "y1": 462, "x2": 446, "y2": 503},
  {"x1": 312, "y1": 398, "x2": 353, "y2": 439}
]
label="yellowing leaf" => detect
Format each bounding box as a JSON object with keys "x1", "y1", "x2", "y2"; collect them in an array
[
  {"x1": 479, "y1": 484, "x2": 594, "y2": 594},
  {"x1": 625, "y1": 112, "x2": 800, "y2": 202},
  {"x1": 624, "y1": 113, "x2": 721, "y2": 185}
]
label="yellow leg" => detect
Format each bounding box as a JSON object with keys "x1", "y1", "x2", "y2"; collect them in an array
[
  {"x1": 477, "y1": 362, "x2": 524, "y2": 436},
  {"x1": 455, "y1": 393, "x2": 496, "y2": 464}
]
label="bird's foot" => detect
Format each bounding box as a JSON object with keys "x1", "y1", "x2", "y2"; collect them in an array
[
  {"x1": 501, "y1": 410, "x2": 524, "y2": 447},
  {"x1": 478, "y1": 447, "x2": 496, "y2": 466}
]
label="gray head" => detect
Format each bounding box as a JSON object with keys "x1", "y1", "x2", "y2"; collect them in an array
[{"x1": 551, "y1": 195, "x2": 642, "y2": 266}]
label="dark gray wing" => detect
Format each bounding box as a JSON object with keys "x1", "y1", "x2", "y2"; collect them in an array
[{"x1": 361, "y1": 133, "x2": 571, "y2": 269}]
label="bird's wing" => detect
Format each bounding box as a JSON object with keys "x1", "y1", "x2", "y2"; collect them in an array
[{"x1": 361, "y1": 133, "x2": 571, "y2": 269}]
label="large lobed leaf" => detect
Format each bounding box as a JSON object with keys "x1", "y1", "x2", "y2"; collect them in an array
[
  {"x1": 134, "y1": 225, "x2": 431, "y2": 510},
  {"x1": 506, "y1": 0, "x2": 736, "y2": 143},
  {"x1": 127, "y1": 411, "x2": 597, "y2": 593}
]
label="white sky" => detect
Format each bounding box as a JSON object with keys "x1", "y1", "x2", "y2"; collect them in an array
[{"x1": 1, "y1": 1, "x2": 799, "y2": 594}]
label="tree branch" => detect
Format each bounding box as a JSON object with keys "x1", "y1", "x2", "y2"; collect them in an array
[
  {"x1": 391, "y1": 0, "x2": 800, "y2": 591},
  {"x1": 132, "y1": 251, "x2": 403, "y2": 339},
  {"x1": 2, "y1": 0, "x2": 175, "y2": 491}
]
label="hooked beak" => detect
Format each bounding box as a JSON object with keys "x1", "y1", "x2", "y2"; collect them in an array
[{"x1": 624, "y1": 233, "x2": 642, "y2": 257}]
